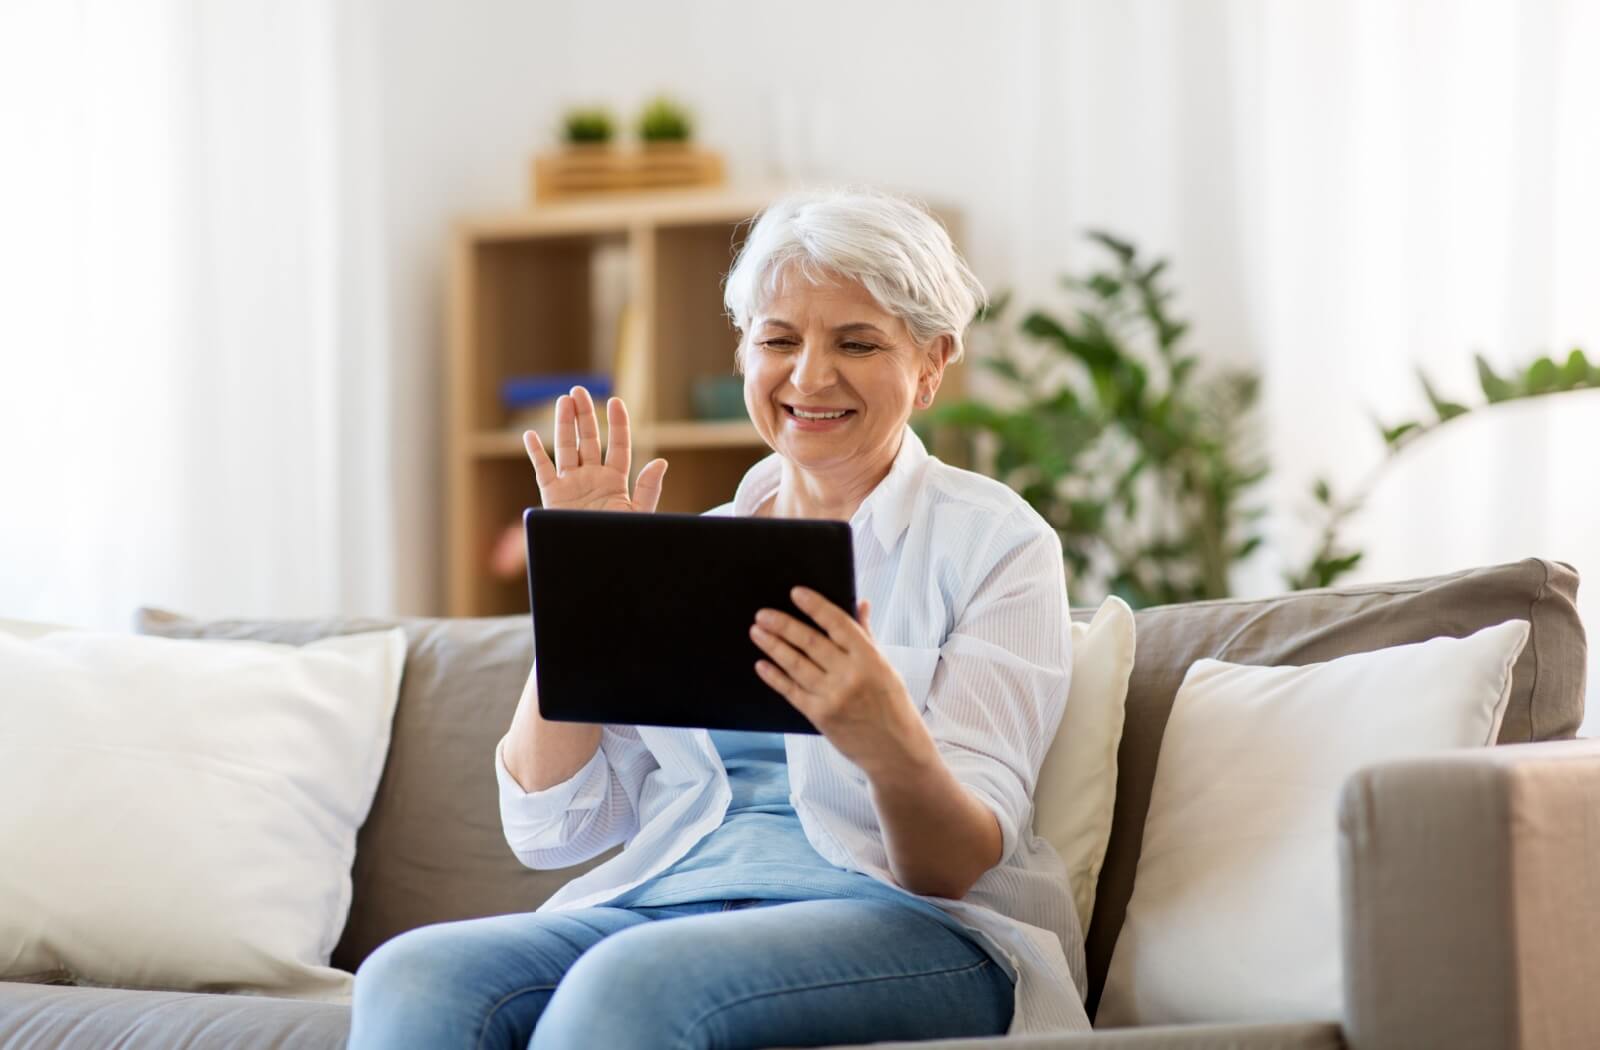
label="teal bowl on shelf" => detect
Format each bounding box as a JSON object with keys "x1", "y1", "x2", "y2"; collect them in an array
[{"x1": 690, "y1": 375, "x2": 748, "y2": 420}]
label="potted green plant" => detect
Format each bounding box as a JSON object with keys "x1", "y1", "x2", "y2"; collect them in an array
[
  {"x1": 636, "y1": 96, "x2": 693, "y2": 147},
  {"x1": 930, "y1": 232, "x2": 1268, "y2": 608},
  {"x1": 561, "y1": 106, "x2": 616, "y2": 147}
]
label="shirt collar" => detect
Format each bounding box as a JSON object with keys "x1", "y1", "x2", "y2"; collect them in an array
[{"x1": 731, "y1": 425, "x2": 930, "y2": 551}]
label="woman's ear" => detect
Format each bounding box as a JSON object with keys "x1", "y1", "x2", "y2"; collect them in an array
[{"x1": 919, "y1": 334, "x2": 954, "y2": 401}]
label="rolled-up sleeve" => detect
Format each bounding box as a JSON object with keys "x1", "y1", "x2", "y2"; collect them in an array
[
  {"x1": 923, "y1": 513, "x2": 1072, "y2": 864},
  {"x1": 496, "y1": 723, "x2": 658, "y2": 869}
]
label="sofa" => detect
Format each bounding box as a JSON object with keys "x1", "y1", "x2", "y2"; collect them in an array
[{"x1": 1, "y1": 557, "x2": 1590, "y2": 1050}]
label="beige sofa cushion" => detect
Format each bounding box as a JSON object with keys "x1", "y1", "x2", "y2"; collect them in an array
[{"x1": 1075, "y1": 558, "x2": 1585, "y2": 1017}]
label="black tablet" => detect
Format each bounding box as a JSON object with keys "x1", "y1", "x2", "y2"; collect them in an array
[{"x1": 523, "y1": 507, "x2": 857, "y2": 734}]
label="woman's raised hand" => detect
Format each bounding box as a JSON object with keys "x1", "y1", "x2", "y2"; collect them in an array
[{"x1": 523, "y1": 386, "x2": 668, "y2": 513}]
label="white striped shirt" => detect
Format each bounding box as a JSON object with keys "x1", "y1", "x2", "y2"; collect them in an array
[{"x1": 496, "y1": 425, "x2": 1090, "y2": 1036}]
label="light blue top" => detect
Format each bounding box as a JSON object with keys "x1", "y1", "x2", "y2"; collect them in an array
[{"x1": 604, "y1": 730, "x2": 974, "y2": 940}]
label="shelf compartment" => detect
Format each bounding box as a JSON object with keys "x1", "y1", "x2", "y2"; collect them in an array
[
  {"x1": 653, "y1": 446, "x2": 770, "y2": 515},
  {"x1": 460, "y1": 233, "x2": 629, "y2": 433},
  {"x1": 448, "y1": 456, "x2": 542, "y2": 618},
  {"x1": 646, "y1": 420, "x2": 764, "y2": 449},
  {"x1": 649, "y1": 222, "x2": 750, "y2": 422}
]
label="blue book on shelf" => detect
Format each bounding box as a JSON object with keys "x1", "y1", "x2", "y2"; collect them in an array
[{"x1": 501, "y1": 373, "x2": 613, "y2": 409}]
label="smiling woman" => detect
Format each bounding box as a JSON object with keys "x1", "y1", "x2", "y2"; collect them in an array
[{"x1": 350, "y1": 190, "x2": 1092, "y2": 1049}]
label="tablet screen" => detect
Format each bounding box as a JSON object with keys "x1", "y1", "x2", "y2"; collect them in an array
[{"x1": 524, "y1": 508, "x2": 856, "y2": 734}]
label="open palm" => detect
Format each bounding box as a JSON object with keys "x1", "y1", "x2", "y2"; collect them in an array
[{"x1": 523, "y1": 386, "x2": 668, "y2": 513}]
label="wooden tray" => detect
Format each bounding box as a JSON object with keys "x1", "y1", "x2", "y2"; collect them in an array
[{"x1": 532, "y1": 145, "x2": 726, "y2": 204}]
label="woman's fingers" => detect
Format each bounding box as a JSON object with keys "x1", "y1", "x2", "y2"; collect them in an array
[
  {"x1": 789, "y1": 587, "x2": 865, "y2": 652},
  {"x1": 750, "y1": 623, "x2": 828, "y2": 691},
  {"x1": 633, "y1": 458, "x2": 668, "y2": 513},
  {"x1": 752, "y1": 609, "x2": 846, "y2": 671},
  {"x1": 572, "y1": 386, "x2": 604, "y2": 467},
  {"x1": 604, "y1": 396, "x2": 631, "y2": 476},
  {"x1": 523, "y1": 429, "x2": 556, "y2": 488},
  {"x1": 552, "y1": 395, "x2": 577, "y2": 473}
]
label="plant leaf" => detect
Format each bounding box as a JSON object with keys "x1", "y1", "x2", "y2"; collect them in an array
[
  {"x1": 1085, "y1": 274, "x2": 1121, "y2": 300},
  {"x1": 1086, "y1": 229, "x2": 1136, "y2": 264},
  {"x1": 1380, "y1": 420, "x2": 1422, "y2": 448},
  {"x1": 1417, "y1": 370, "x2": 1469, "y2": 422},
  {"x1": 978, "y1": 355, "x2": 1024, "y2": 384},
  {"x1": 973, "y1": 289, "x2": 1012, "y2": 325},
  {"x1": 1559, "y1": 348, "x2": 1591, "y2": 389},
  {"x1": 1525, "y1": 356, "x2": 1559, "y2": 394},
  {"x1": 1475, "y1": 354, "x2": 1518, "y2": 403}
]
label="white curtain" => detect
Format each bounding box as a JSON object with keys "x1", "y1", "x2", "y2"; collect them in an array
[
  {"x1": 0, "y1": 0, "x2": 394, "y2": 629},
  {"x1": 1245, "y1": 0, "x2": 1600, "y2": 733},
  {"x1": 1016, "y1": 0, "x2": 1600, "y2": 729}
]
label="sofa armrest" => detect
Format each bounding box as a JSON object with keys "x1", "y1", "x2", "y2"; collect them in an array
[{"x1": 1339, "y1": 739, "x2": 1600, "y2": 1050}]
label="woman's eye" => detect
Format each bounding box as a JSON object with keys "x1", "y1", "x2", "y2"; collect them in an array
[{"x1": 756, "y1": 338, "x2": 876, "y2": 353}]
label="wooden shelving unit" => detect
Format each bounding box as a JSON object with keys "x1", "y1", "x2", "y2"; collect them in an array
[{"x1": 444, "y1": 185, "x2": 966, "y2": 618}]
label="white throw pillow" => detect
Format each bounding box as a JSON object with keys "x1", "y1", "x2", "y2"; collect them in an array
[
  {"x1": 1097, "y1": 618, "x2": 1530, "y2": 1027},
  {"x1": 1034, "y1": 597, "x2": 1135, "y2": 932},
  {"x1": 0, "y1": 623, "x2": 407, "y2": 1001}
]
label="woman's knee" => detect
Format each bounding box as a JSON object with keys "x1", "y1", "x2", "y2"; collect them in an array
[
  {"x1": 353, "y1": 926, "x2": 456, "y2": 1010},
  {"x1": 549, "y1": 922, "x2": 673, "y2": 1004},
  {"x1": 531, "y1": 923, "x2": 685, "y2": 1048}
]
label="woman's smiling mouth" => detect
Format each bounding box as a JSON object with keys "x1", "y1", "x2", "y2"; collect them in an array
[{"x1": 783, "y1": 404, "x2": 857, "y2": 429}]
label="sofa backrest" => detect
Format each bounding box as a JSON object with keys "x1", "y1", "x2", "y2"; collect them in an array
[
  {"x1": 138, "y1": 557, "x2": 1585, "y2": 996},
  {"x1": 1069, "y1": 557, "x2": 1585, "y2": 1015}
]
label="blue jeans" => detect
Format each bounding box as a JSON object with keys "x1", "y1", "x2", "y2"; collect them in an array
[{"x1": 347, "y1": 897, "x2": 1014, "y2": 1049}]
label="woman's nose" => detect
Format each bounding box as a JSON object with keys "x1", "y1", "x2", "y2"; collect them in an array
[{"x1": 789, "y1": 343, "x2": 836, "y2": 390}]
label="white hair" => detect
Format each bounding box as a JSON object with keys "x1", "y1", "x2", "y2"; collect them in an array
[{"x1": 723, "y1": 187, "x2": 986, "y2": 367}]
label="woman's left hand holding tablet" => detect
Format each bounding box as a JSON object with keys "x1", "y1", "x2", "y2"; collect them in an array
[{"x1": 749, "y1": 588, "x2": 928, "y2": 780}]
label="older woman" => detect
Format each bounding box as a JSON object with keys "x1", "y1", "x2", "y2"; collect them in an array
[{"x1": 349, "y1": 189, "x2": 1088, "y2": 1048}]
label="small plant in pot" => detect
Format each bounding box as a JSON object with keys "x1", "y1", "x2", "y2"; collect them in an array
[
  {"x1": 562, "y1": 106, "x2": 616, "y2": 147},
  {"x1": 637, "y1": 96, "x2": 693, "y2": 146}
]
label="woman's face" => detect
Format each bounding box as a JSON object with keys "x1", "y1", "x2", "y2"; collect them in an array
[{"x1": 741, "y1": 268, "x2": 948, "y2": 478}]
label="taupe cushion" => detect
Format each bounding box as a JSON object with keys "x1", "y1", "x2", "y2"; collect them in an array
[
  {"x1": 1071, "y1": 558, "x2": 1585, "y2": 1016},
  {"x1": 133, "y1": 610, "x2": 617, "y2": 972},
  {"x1": 0, "y1": 983, "x2": 349, "y2": 1050}
]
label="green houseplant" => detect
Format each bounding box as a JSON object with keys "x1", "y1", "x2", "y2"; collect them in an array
[
  {"x1": 636, "y1": 96, "x2": 693, "y2": 144},
  {"x1": 931, "y1": 233, "x2": 1268, "y2": 607},
  {"x1": 933, "y1": 231, "x2": 1600, "y2": 605},
  {"x1": 561, "y1": 107, "x2": 615, "y2": 146}
]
